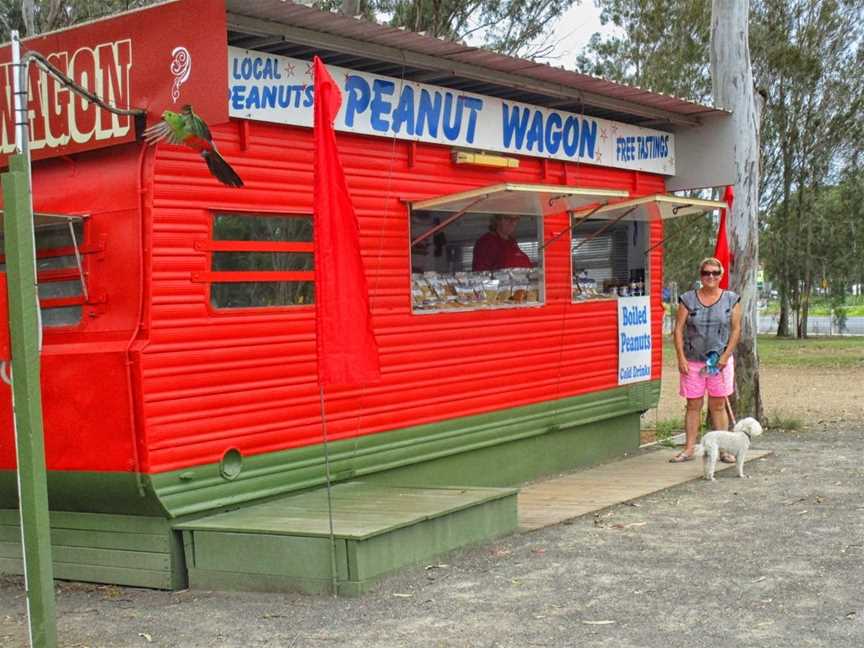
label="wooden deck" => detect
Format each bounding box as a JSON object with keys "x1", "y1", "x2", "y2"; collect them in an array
[{"x1": 518, "y1": 447, "x2": 772, "y2": 530}]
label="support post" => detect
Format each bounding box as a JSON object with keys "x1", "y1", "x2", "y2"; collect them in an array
[{"x1": 3, "y1": 153, "x2": 57, "y2": 648}]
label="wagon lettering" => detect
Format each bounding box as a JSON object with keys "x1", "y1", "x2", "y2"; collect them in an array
[
  {"x1": 231, "y1": 55, "x2": 283, "y2": 81},
  {"x1": 502, "y1": 103, "x2": 597, "y2": 159},
  {"x1": 343, "y1": 74, "x2": 483, "y2": 143},
  {"x1": 0, "y1": 38, "x2": 132, "y2": 155}
]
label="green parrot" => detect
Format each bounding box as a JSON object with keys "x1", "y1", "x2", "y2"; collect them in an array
[{"x1": 143, "y1": 105, "x2": 243, "y2": 187}]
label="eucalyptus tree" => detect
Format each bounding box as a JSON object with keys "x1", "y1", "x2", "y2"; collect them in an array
[
  {"x1": 751, "y1": 0, "x2": 864, "y2": 337},
  {"x1": 711, "y1": 0, "x2": 763, "y2": 419},
  {"x1": 575, "y1": 0, "x2": 718, "y2": 293},
  {"x1": 1, "y1": 0, "x2": 157, "y2": 39},
  {"x1": 330, "y1": 0, "x2": 577, "y2": 58}
]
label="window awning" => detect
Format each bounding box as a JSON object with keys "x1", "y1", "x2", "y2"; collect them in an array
[
  {"x1": 409, "y1": 183, "x2": 629, "y2": 216},
  {"x1": 0, "y1": 211, "x2": 89, "y2": 301},
  {"x1": 571, "y1": 194, "x2": 728, "y2": 221},
  {"x1": 0, "y1": 211, "x2": 87, "y2": 234}
]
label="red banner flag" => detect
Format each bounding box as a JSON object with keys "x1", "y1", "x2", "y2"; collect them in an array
[
  {"x1": 313, "y1": 56, "x2": 381, "y2": 386},
  {"x1": 714, "y1": 185, "x2": 733, "y2": 290}
]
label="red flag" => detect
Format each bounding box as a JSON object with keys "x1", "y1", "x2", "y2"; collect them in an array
[
  {"x1": 714, "y1": 185, "x2": 733, "y2": 290},
  {"x1": 313, "y1": 57, "x2": 381, "y2": 386}
]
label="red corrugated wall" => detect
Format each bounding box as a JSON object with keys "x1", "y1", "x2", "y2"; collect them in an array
[
  {"x1": 140, "y1": 119, "x2": 666, "y2": 474},
  {"x1": 0, "y1": 144, "x2": 143, "y2": 473}
]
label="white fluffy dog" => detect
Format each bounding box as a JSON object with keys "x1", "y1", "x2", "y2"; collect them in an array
[{"x1": 693, "y1": 417, "x2": 763, "y2": 481}]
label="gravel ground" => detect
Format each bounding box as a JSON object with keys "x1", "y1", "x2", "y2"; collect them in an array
[
  {"x1": 3, "y1": 421, "x2": 864, "y2": 648},
  {"x1": 3, "y1": 357, "x2": 863, "y2": 647}
]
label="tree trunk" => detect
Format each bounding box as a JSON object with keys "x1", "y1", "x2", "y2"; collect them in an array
[
  {"x1": 710, "y1": 0, "x2": 763, "y2": 421},
  {"x1": 777, "y1": 290, "x2": 789, "y2": 337},
  {"x1": 22, "y1": 0, "x2": 36, "y2": 36},
  {"x1": 340, "y1": 0, "x2": 361, "y2": 16}
]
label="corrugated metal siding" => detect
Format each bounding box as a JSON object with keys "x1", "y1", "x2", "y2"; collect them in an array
[
  {"x1": 140, "y1": 119, "x2": 666, "y2": 474},
  {"x1": 225, "y1": 1, "x2": 725, "y2": 119}
]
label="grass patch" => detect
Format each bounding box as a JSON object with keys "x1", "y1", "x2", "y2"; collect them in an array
[
  {"x1": 761, "y1": 296, "x2": 864, "y2": 317},
  {"x1": 654, "y1": 418, "x2": 683, "y2": 447},
  {"x1": 765, "y1": 413, "x2": 804, "y2": 431},
  {"x1": 757, "y1": 336, "x2": 864, "y2": 369},
  {"x1": 662, "y1": 335, "x2": 864, "y2": 370}
]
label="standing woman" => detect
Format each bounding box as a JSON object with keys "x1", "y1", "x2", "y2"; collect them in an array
[{"x1": 670, "y1": 257, "x2": 742, "y2": 462}]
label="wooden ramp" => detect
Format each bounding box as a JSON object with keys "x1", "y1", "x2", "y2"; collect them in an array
[
  {"x1": 518, "y1": 448, "x2": 772, "y2": 530},
  {"x1": 175, "y1": 482, "x2": 517, "y2": 595}
]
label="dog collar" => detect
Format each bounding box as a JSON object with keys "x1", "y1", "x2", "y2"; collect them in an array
[{"x1": 742, "y1": 429, "x2": 751, "y2": 440}]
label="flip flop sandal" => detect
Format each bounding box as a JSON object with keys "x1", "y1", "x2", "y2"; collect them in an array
[
  {"x1": 720, "y1": 453, "x2": 736, "y2": 464},
  {"x1": 669, "y1": 452, "x2": 694, "y2": 463}
]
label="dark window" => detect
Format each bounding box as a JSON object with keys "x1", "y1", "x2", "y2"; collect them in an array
[
  {"x1": 209, "y1": 213, "x2": 314, "y2": 310},
  {"x1": 0, "y1": 220, "x2": 85, "y2": 327},
  {"x1": 571, "y1": 219, "x2": 648, "y2": 300}
]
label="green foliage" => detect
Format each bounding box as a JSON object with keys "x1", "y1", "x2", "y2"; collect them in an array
[
  {"x1": 574, "y1": 1, "x2": 718, "y2": 295},
  {"x1": 575, "y1": 0, "x2": 712, "y2": 101},
  {"x1": 317, "y1": 0, "x2": 577, "y2": 57},
  {"x1": 0, "y1": 0, "x2": 157, "y2": 40},
  {"x1": 659, "y1": 214, "x2": 717, "y2": 294},
  {"x1": 653, "y1": 417, "x2": 684, "y2": 446},
  {"x1": 581, "y1": 0, "x2": 864, "y2": 337},
  {"x1": 751, "y1": 0, "x2": 864, "y2": 337}
]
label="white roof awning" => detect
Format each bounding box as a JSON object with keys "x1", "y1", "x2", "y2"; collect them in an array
[
  {"x1": 409, "y1": 183, "x2": 629, "y2": 216},
  {"x1": 571, "y1": 194, "x2": 728, "y2": 221}
]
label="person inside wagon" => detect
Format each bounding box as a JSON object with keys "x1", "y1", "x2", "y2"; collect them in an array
[{"x1": 472, "y1": 214, "x2": 534, "y2": 272}]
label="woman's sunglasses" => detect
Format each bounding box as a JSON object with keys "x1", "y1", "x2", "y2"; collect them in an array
[{"x1": 701, "y1": 270, "x2": 722, "y2": 277}]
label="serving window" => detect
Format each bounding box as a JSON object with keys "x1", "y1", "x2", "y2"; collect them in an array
[
  {"x1": 569, "y1": 194, "x2": 729, "y2": 302},
  {"x1": 407, "y1": 183, "x2": 629, "y2": 314},
  {"x1": 0, "y1": 217, "x2": 87, "y2": 327},
  {"x1": 208, "y1": 213, "x2": 314, "y2": 310},
  {"x1": 409, "y1": 209, "x2": 544, "y2": 312},
  {"x1": 572, "y1": 219, "x2": 648, "y2": 300}
]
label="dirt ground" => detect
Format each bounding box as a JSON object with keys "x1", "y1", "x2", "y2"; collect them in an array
[
  {"x1": 651, "y1": 364, "x2": 864, "y2": 426},
  {"x1": 2, "y1": 364, "x2": 863, "y2": 647}
]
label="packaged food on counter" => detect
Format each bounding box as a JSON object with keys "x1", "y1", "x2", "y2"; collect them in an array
[
  {"x1": 492, "y1": 270, "x2": 512, "y2": 303},
  {"x1": 572, "y1": 270, "x2": 605, "y2": 300},
  {"x1": 412, "y1": 269, "x2": 542, "y2": 311},
  {"x1": 482, "y1": 275, "x2": 500, "y2": 304}
]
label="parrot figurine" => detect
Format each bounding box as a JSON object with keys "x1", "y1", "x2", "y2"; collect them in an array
[
  {"x1": 143, "y1": 105, "x2": 243, "y2": 187},
  {"x1": 701, "y1": 350, "x2": 721, "y2": 376}
]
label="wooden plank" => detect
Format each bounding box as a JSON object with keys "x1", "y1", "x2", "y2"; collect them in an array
[
  {"x1": 0, "y1": 556, "x2": 23, "y2": 574},
  {"x1": 518, "y1": 449, "x2": 772, "y2": 530},
  {"x1": 52, "y1": 563, "x2": 173, "y2": 590},
  {"x1": 176, "y1": 484, "x2": 516, "y2": 541},
  {"x1": 1, "y1": 524, "x2": 169, "y2": 552},
  {"x1": 0, "y1": 543, "x2": 169, "y2": 571},
  {"x1": 48, "y1": 512, "x2": 168, "y2": 534},
  {"x1": 0, "y1": 558, "x2": 171, "y2": 589},
  {"x1": 186, "y1": 567, "x2": 338, "y2": 595},
  {"x1": 0, "y1": 510, "x2": 168, "y2": 534},
  {"x1": 188, "y1": 531, "x2": 349, "y2": 580}
]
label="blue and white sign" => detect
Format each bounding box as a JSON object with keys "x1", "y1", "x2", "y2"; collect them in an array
[
  {"x1": 228, "y1": 48, "x2": 676, "y2": 175},
  {"x1": 618, "y1": 296, "x2": 652, "y2": 385}
]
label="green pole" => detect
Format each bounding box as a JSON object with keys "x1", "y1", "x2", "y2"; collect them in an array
[{"x1": 3, "y1": 153, "x2": 57, "y2": 648}]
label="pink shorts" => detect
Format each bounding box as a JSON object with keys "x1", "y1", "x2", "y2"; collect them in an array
[{"x1": 679, "y1": 356, "x2": 734, "y2": 399}]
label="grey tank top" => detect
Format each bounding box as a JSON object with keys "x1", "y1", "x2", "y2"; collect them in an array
[{"x1": 679, "y1": 290, "x2": 740, "y2": 361}]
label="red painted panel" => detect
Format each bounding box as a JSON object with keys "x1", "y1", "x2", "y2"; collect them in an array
[
  {"x1": 0, "y1": 117, "x2": 670, "y2": 475},
  {"x1": 0, "y1": 0, "x2": 226, "y2": 166},
  {"x1": 0, "y1": 145, "x2": 142, "y2": 472},
  {"x1": 140, "y1": 120, "x2": 667, "y2": 474},
  {"x1": 0, "y1": 346, "x2": 135, "y2": 471}
]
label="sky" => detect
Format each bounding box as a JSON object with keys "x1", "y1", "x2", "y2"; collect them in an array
[{"x1": 539, "y1": 1, "x2": 619, "y2": 68}]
